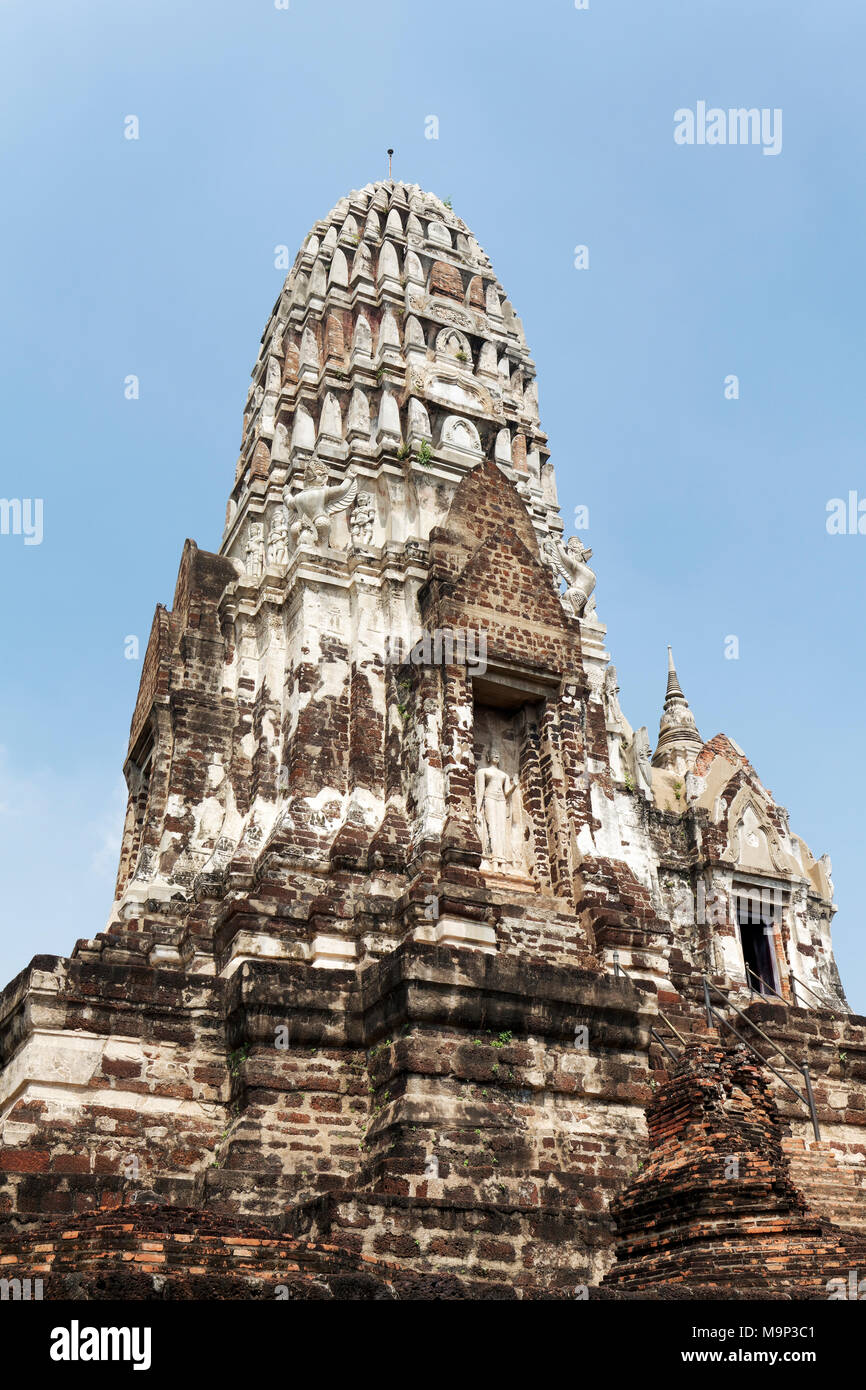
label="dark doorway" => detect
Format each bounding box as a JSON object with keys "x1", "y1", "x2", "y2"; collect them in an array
[{"x1": 736, "y1": 896, "x2": 777, "y2": 995}]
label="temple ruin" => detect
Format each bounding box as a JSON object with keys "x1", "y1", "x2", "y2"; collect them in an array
[{"x1": 0, "y1": 181, "x2": 863, "y2": 1298}]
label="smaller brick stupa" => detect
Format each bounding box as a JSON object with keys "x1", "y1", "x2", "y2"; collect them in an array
[{"x1": 603, "y1": 1043, "x2": 866, "y2": 1297}]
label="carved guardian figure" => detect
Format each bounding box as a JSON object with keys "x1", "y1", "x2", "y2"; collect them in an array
[
  {"x1": 283, "y1": 459, "x2": 358, "y2": 548},
  {"x1": 545, "y1": 534, "x2": 597, "y2": 618}
]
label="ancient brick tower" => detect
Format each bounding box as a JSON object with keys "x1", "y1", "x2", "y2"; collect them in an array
[{"x1": 0, "y1": 182, "x2": 863, "y2": 1298}]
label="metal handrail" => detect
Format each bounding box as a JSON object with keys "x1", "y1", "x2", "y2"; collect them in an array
[
  {"x1": 703, "y1": 975, "x2": 820, "y2": 1141},
  {"x1": 609, "y1": 955, "x2": 823, "y2": 1139},
  {"x1": 745, "y1": 964, "x2": 788, "y2": 1005},
  {"x1": 706, "y1": 976, "x2": 808, "y2": 1077},
  {"x1": 705, "y1": 997, "x2": 818, "y2": 1132},
  {"x1": 651, "y1": 1029, "x2": 679, "y2": 1063},
  {"x1": 789, "y1": 969, "x2": 832, "y2": 1009},
  {"x1": 744, "y1": 961, "x2": 833, "y2": 1012}
]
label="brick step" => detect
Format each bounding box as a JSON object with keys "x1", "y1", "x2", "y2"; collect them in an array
[
  {"x1": 648, "y1": 1022, "x2": 719, "y2": 1061},
  {"x1": 782, "y1": 1138, "x2": 866, "y2": 1233}
]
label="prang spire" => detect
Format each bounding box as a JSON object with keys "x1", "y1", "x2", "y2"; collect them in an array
[
  {"x1": 651, "y1": 645, "x2": 704, "y2": 773},
  {"x1": 665, "y1": 644, "x2": 684, "y2": 698}
]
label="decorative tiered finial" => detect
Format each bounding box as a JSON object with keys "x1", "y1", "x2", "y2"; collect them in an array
[
  {"x1": 666, "y1": 645, "x2": 685, "y2": 699},
  {"x1": 651, "y1": 644, "x2": 704, "y2": 773}
]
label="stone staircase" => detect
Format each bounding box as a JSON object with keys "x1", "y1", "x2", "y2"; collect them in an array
[
  {"x1": 783, "y1": 1137, "x2": 866, "y2": 1235},
  {"x1": 647, "y1": 1008, "x2": 866, "y2": 1238},
  {"x1": 647, "y1": 990, "x2": 719, "y2": 1074},
  {"x1": 650, "y1": 996, "x2": 866, "y2": 1238}
]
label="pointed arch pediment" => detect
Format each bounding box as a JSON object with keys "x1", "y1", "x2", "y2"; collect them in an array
[
  {"x1": 722, "y1": 786, "x2": 793, "y2": 876},
  {"x1": 428, "y1": 457, "x2": 541, "y2": 573},
  {"x1": 423, "y1": 460, "x2": 578, "y2": 674}
]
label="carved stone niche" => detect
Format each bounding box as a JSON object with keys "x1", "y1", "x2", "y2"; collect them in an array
[{"x1": 471, "y1": 665, "x2": 557, "y2": 890}]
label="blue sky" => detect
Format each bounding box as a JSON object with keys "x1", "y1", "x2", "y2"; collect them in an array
[{"x1": 0, "y1": 0, "x2": 864, "y2": 1009}]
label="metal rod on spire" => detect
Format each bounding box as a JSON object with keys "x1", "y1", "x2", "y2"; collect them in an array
[{"x1": 387, "y1": 148, "x2": 394, "y2": 179}]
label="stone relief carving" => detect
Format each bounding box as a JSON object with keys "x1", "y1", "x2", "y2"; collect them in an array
[
  {"x1": 544, "y1": 535, "x2": 597, "y2": 618},
  {"x1": 435, "y1": 326, "x2": 472, "y2": 362},
  {"x1": 441, "y1": 415, "x2": 483, "y2": 456},
  {"x1": 433, "y1": 304, "x2": 472, "y2": 330},
  {"x1": 272, "y1": 422, "x2": 290, "y2": 462},
  {"x1": 245, "y1": 522, "x2": 265, "y2": 577},
  {"x1": 198, "y1": 759, "x2": 229, "y2": 846},
  {"x1": 265, "y1": 358, "x2": 280, "y2": 394},
  {"x1": 428, "y1": 375, "x2": 488, "y2": 415},
  {"x1": 349, "y1": 492, "x2": 375, "y2": 548},
  {"x1": 131, "y1": 844, "x2": 158, "y2": 884},
  {"x1": 283, "y1": 459, "x2": 358, "y2": 548},
  {"x1": 267, "y1": 506, "x2": 290, "y2": 567},
  {"x1": 631, "y1": 726, "x2": 653, "y2": 800},
  {"x1": 603, "y1": 666, "x2": 625, "y2": 732},
  {"x1": 475, "y1": 749, "x2": 527, "y2": 874},
  {"x1": 723, "y1": 792, "x2": 790, "y2": 875},
  {"x1": 729, "y1": 804, "x2": 766, "y2": 863},
  {"x1": 661, "y1": 702, "x2": 696, "y2": 732}
]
